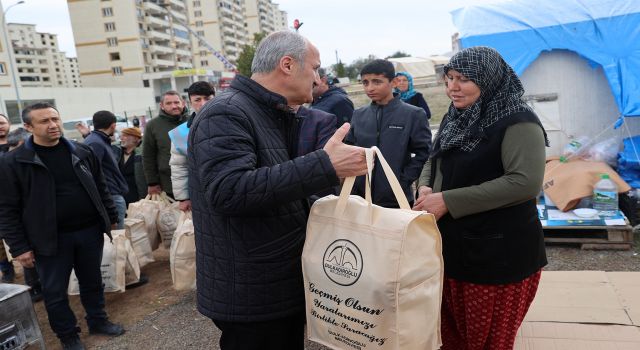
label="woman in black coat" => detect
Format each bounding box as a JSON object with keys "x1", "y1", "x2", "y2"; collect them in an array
[{"x1": 395, "y1": 71, "x2": 431, "y2": 119}]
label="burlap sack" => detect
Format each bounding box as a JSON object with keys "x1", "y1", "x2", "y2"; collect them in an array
[
  {"x1": 68, "y1": 233, "x2": 126, "y2": 295},
  {"x1": 127, "y1": 194, "x2": 162, "y2": 250},
  {"x1": 124, "y1": 217, "x2": 155, "y2": 267},
  {"x1": 302, "y1": 147, "x2": 444, "y2": 350},
  {"x1": 157, "y1": 194, "x2": 182, "y2": 249},
  {"x1": 544, "y1": 158, "x2": 631, "y2": 211},
  {"x1": 170, "y1": 211, "x2": 196, "y2": 291}
]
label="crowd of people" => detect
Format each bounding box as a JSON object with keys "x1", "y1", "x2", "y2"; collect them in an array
[{"x1": 0, "y1": 30, "x2": 547, "y2": 350}]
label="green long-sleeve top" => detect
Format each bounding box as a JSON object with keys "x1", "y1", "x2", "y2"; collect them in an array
[
  {"x1": 417, "y1": 122, "x2": 546, "y2": 219},
  {"x1": 142, "y1": 110, "x2": 187, "y2": 193}
]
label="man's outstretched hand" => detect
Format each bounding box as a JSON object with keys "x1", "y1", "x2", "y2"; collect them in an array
[{"x1": 323, "y1": 123, "x2": 367, "y2": 179}]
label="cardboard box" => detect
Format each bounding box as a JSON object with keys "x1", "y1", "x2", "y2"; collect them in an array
[{"x1": 515, "y1": 271, "x2": 640, "y2": 348}]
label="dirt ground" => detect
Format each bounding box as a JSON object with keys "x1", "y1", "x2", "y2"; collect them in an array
[
  {"x1": 6, "y1": 233, "x2": 634, "y2": 349},
  {"x1": 9, "y1": 248, "x2": 191, "y2": 350}
]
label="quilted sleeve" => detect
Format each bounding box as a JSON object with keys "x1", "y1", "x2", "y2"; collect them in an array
[{"x1": 191, "y1": 104, "x2": 339, "y2": 215}]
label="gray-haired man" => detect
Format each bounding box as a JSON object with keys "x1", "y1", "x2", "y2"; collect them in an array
[{"x1": 189, "y1": 31, "x2": 367, "y2": 349}]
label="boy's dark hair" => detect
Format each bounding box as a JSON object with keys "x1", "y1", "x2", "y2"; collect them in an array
[
  {"x1": 187, "y1": 81, "x2": 215, "y2": 99},
  {"x1": 22, "y1": 102, "x2": 59, "y2": 124},
  {"x1": 360, "y1": 59, "x2": 395, "y2": 81},
  {"x1": 92, "y1": 110, "x2": 117, "y2": 130},
  {"x1": 7, "y1": 127, "x2": 30, "y2": 147}
]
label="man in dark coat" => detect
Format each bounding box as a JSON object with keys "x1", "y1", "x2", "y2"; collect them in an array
[
  {"x1": 0, "y1": 103, "x2": 124, "y2": 350},
  {"x1": 84, "y1": 111, "x2": 129, "y2": 229},
  {"x1": 311, "y1": 68, "x2": 354, "y2": 127},
  {"x1": 189, "y1": 31, "x2": 367, "y2": 350}
]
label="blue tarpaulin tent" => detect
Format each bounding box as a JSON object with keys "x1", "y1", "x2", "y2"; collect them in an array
[{"x1": 451, "y1": 0, "x2": 640, "y2": 119}]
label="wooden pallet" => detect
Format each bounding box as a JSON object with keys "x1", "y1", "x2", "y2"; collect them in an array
[{"x1": 543, "y1": 225, "x2": 634, "y2": 250}]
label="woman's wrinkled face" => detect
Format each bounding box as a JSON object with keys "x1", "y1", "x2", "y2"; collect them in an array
[
  {"x1": 395, "y1": 75, "x2": 409, "y2": 92},
  {"x1": 445, "y1": 69, "x2": 481, "y2": 110}
]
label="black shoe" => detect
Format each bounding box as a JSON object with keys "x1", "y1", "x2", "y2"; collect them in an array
[
  {"x1": 60, "y1": 336, "x2": 85, "y2": 350},
  {"x1": 89, "y1": 320, "x2": 125, "y2": 336},
  {"x1": 125, "y1": 273, "x2": 149, "y2": 290}
]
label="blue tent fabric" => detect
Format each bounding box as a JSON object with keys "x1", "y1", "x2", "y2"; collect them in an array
[
  {"x1": 451, "y1": 0, "x2": 640, "y2": 117},
  {"x1": 618, "y1": 136, "x2": 640, "y2": 188}
]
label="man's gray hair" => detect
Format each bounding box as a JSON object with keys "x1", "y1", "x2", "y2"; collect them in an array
[{"x1": 251, "y1": 31, "x2": 308, "y2": 74}]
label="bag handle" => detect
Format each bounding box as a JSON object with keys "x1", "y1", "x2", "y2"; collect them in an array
[{"x1": 335, "y1": 146, "x2": 410, "y2": 216}]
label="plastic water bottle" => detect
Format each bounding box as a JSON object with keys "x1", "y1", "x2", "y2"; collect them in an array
[
  {"x1": 560, "y1": 136, "x2": 589, "y2": 162},
  {"x1": 592, "y1": 174, "x2": 618, "y2": 216}
]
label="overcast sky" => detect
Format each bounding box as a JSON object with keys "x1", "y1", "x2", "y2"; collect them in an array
[{"x1": 2, "y1": 0, "x2": 498, "y2": 66}]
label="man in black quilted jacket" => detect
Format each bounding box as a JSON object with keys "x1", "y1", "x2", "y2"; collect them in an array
[{"x1": 189, "y1": 31, "x2": 368, "y2": 349}]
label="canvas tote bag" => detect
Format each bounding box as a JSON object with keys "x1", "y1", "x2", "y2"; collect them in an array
[
  {"x1": 127, "y1": 194, "x2": 163, "y2": 250},
  {"x1": 68, "y1": 233, "x2": 127, "y2": 295},
  {"x1": 170, "y1": 211, "x2": 196, "y2": 291},
  {"x1": 124, "y1": 217, "x2": 155, "y2": 267},
  {"x1": 302, "y1": 147, "x2": 444, "y2": 350},
  {"x1": 156, "y1": 193, "x2": 182, "y2": 249}
]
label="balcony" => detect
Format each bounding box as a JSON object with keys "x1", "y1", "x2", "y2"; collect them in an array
[
  {"x1": 152, "y1": 58, "x2": 175, "y2": 67},
  {"x1": 143, "y1": 1, "x2": 165, "y2": 15},
  {"x1": 149, "y1": 44, "x2": 174, "y2": 55},
  {"x1": 167, "y1": 0, "x2": 186, "y2": 10},
  {"x1": 146, "y1": 15, "x2": 170, "y2": 29},
  {"x1": 175, "y1": 48, "x2": 191, "y2": 57},
  {"x1": 170, "y1": 9, "x2": 187, "y2": 22},
  {"x1": 173, "y1": 35, "x2": 190, "y2": 45},
  {"x1": 147, "y1": 29, "x2": 172, "y2": 41},
  {"x1": 176, "y1": 61, "x2": 193, "y2": 69}
]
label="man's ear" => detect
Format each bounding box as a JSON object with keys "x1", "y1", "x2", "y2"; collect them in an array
[
  {"x1": 279, "y1": 55, "x2": 295, "y2": 76},
  {"x1": 23, "y1": 122, "x2": 33, "y2": 133}
]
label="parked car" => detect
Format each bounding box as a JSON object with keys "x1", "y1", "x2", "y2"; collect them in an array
[{"x1": 62, "y1": 116, "x2": 129, "y2": 143}]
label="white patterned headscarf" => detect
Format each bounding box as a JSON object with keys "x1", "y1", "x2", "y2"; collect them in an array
[{"x1": 433, "y1": 46, "x2": 544, "y2": 156}]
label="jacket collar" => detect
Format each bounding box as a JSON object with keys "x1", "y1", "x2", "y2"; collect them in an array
[
  {"x1": 370, "y1": 94, "x2": 402, "y2": 110},
  {"x1": 231, "y1": 75, "x2": 292, "y2": 113},
  {"x1": 89, "y1": 130, "x2": 111, "y2": 144},
  {"x1": 17, "y1": 136, "x2": 80, "y2": 165},
  {"x1": 158, "y1": 108, "x2": 188, "y2": 124}
]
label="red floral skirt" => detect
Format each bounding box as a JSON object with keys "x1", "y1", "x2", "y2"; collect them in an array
[{"x1": 440, "y1": 270, "x2": 542, "y2": 350}]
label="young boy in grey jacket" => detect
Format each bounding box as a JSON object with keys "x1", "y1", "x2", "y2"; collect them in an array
[{"x1": 346, "y1": 59, "x2": 432, "y2": 207}]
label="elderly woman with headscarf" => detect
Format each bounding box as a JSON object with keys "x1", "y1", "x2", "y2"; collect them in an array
[
  {"x1": 413, "y1": 47, "x2": 548, "y2": 349},
  {"x1": 395, "y1": 71, "x2": 431, "y2": 119}
]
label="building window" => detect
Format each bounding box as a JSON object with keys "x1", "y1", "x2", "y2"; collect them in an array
[
  {"x1": 109, "y1": 52, "x2": 121, "y2": 61},
  {"x1": 195, "y1": 21, "x2": 203, "y2": 27},
  {"x1": 200, "y1": 60, "x2": 208, "y2": 66},
  {"x1": 193, "y1": 1, "x2": 200, "y2": 6},
  {"x1": 43, "y1": 77, "x2": 50, "y2": 82},
  {"x1": 199, "y1": 50, "x2": 207, "y2": 56},
  {"x1": 143, "y1": 79, "x2": 150, "y2": 87},
  {"x1": 0, "y1": 62, "x2": 7, "y2": 75},
  {"x1": 194, "y1": 10, "x2": 202, "y2": 17},
  {"x1": 112, "y1": 66, "x2": 123, "y2": 75},
  {"x1": 107, "y1": 37, "x2": 118, "y2": 46},
  {"x1": 197, "y1": 30, "x2": 204, "y2": 36},
  {"x1": 102, "y1": 7, "x2": 113, "y2": 17},
  {"x1": 105, "y1": 22, "x2": 116, "y2": 32}
]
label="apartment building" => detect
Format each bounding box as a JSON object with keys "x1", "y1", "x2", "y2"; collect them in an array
[
  {"x1": 245, "y1": 0, "x2": 288, "y2": 37},
  {"x1": 6, "y1": 23, "x2": 80, "y2": 88},
  {"x1": 67, "y1": 0, "x2": 195, "y2": 88},
  {"x1": 0, "y1": 8, "x2": 13, "y2": 88},
  {"x1": 186, "y1": 0, "x2": 248, "y2": 72}
]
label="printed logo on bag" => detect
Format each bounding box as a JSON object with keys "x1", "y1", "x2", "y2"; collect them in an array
[{"x1": 323, "y1": 239, "x2": 363, "y2": 286}]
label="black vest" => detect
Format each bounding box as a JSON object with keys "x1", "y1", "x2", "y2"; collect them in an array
[{"x1": 431, "y1": 111, "x2": 547, "y2": 284}]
